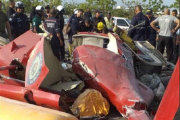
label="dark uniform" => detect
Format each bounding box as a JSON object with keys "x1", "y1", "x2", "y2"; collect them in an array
[
  {"x1": 7, "y1": 7, "x2": 15, "y2": 19},
  {"x1": 84, "y1": 11, "x2": 92, "y2": 19},
  {"x1": 79, "y1": 20, "x2": 93, "y2": 32},
  {"x1": 147, "y1": 16, "x2": 157, "y2": 47},
  {"x1": 128, "y1": 12, "x2": 150, "y2": 41},
  {"x1": 44, "y1": 17, "x2": 64, "y2": 61},
  {"x1": 91, "y1": 16, "x2": 106, "y2": 32},
  {"x1": 9, "y1": 13, "x2": 30, "y2": 39},
  {"x1": 68, "y1": 14, "x2": 83, "y2": 44},
  {"x1": 56, "y1": 14, "x2": 65, "y2": 60}
]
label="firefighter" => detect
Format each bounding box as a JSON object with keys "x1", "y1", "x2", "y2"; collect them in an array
[
  {"x1": 65, "y1": 9, "x2": 84, "y2": 44},
  {"x1": 79, "y1": 18, "x2": 93, "y2": 32},
  {"x1": 32, "y1": 5, "x2": 44, "y2": 33},
  {"x1": 9, "y1": 1, "x2": 30, "y2": 39},
  {"x1": 91, "y1": 10, "x2": 106, "y2": 31},
  {"x1": 128, "y1": 5, "x2": 150, "y2": 41},
  {"x1": 56, "y1": 5, "x2": 65, "y2": 60},
  {"x1": 44, "y1": 8, "x2": 63, "y2": 61}
]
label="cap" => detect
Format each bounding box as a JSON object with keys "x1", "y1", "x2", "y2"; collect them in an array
[{"x1": 146, "y1": 9, "x2": 152, "y2": 15}]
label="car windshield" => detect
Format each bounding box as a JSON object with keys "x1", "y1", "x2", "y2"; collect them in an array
[{"x1": 126, "y1": 19, "x2": 131, "y2": 24}]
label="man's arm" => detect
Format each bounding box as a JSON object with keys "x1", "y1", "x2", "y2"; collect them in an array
[
  {"x1": 150, "y1": 20, "x2": 160, "y2": 33},
  {"x1": 5, "y1": 21, "x2": 12, "y2": 41},
  {"x1": 57, "y1": 33, "x2": 63, "y2": 46},
  {"x1": 128, "y1": 17, "x2": 138, "y2": 38},
  {"x1": 172, "y1": 19, "x2": 180, "y2": 33}
]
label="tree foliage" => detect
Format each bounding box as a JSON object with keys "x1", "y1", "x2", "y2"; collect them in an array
[
  {"x1": 122, "y1": 0, "x2": 168, "y2": 13},
  {"x1": 170, "y1": 0, "x2": 179, "y2": 9},
  {"x1": 1, "y1": 0, "x2": 62, "y2": 13}
]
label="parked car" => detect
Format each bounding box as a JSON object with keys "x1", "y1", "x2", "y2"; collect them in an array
[{"x1": 112, "y1": 17, "x2": 131, "y2": 30}]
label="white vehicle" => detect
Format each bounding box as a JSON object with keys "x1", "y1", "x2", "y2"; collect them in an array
[{"x1": 112, "y1": 17, "x2": 131, "y2": 30}]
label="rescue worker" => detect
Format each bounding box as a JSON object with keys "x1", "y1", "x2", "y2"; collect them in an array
[
  {"x1": 32, "y1": 5, "x2": 44, "y2": 33},
  {"x1": 84, "y1": 8, "x2": 92, "y2": 19},
  {"x1": 44, "y1": 5, "x2": 50, "y2": 18},
  {"x1": 91, "y1": 10, "x2": 106, "y2": 31},
  {"x1": 0, "y1": 1, "x2": 12, "y2": 41},
  {"x1": 56, "y1": 5, "x2": 65, "y2": 32},
  {"x1": 128, "y1": 5, "x2": 150, "y2": 41},
  {"x1": 104, "y1": 12, "x2": 114, "y2": 30},
  {"x1": 146, "y1": 9, "x2": 157, "y2": 47},
  {"x1": 7, "y1": 0, "x2": 15, "y2": 19},
  {"x1": 80, "y1": 18, "x2": 93, "y2": 32},
  {"x1": 44, "y1": 8, "x2": 63, "y2": 61},
  {"x1": 56, "y1": 5, "x2": 65, "y2": 60},
  {"x1": 65, "y1": 9, "x2": 84, "y2": 44},
  {"x1": 151, "y1": 8, "x2": 179, "y2": 62},
  {"x1": 9, "y1": 1, "x2": 30, "y2": 39}
]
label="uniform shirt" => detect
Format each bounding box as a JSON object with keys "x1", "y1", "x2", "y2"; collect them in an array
[
  {"x1": 84, "y1": 11, "x2": 92, "y2": 19},
  {"x1": 128, "y1": 12, "x2": 150, "y2": 41},
  {"x1": 68, "y1": 14, "x2": 83, "y2": 33},
  {"x1": 0, "y1": 11, "x2": 8, "y2": 32},
  {"x1": 91, "y1": 16, "x2": 106, "y2": 28},
  {"x1": 32, "y1": 15, "x2": 44, "y2": 33},
  {"x1": 9, "y1": 13, "x2": 30, "y2": 37},
  {"x1": 79, "y1": 21, "x2": 93, "y2": 32},
  {"x1": 7, "y1": 7, "x2": 15, "y2": 19},
  {"x1": 44, "y1": 17, "x2": 61, "y2": 47},
  {"x1": 148, "y1": 17, "x2": 157, "y2": 41},
  {"x1": 104, "y1": 17, "x2": 113, "y2": 29},
  {"x1": 154, "y1": 15, "x2": 178, "y2": 37},
  {"x1": 56, "y1": 14, "x2": 64, "y2": 31}
]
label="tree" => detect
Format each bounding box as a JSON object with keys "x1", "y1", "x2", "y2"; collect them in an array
[
  {"x1": 86, "y1": 0, "x2": 117, "y2": 12},
  {"x1": 64, "y1": 1, "x2": 78, "y2": 15},
  {"x1": 170, "y1": 0, "x2": 179, "y2": 9},
  {"x1": 122, "y1": 0, "x2": 168, "y2": 13}
]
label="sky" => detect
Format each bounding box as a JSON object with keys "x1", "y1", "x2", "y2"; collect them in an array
[{"x1": 62, "y1": 0, "x2": 176, "y2": 6}]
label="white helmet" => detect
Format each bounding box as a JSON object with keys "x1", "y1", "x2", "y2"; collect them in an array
[
  {"x1": 74, "y1": 8, "x2": 78, "y2": 14},
  {"x1": 57, "y1": 5, "x2": 65, "y2": 14},
  {"x1": 35, "y1": 5, "x2": 44, "y2": 11},
  {"x1": 15, "y1": 1, "x2": 24, "y2": 8}
]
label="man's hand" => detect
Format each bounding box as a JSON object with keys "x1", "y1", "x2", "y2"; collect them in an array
[
  {"x1": 157, "y1": 29, "x2": 160, "y2": 33},
  {"x1": 60, "y1": 40, "x2": 63, "y2": 46},
  {"x1": 8, "y1": 35, "x2": 13, "y2": 41},
  {"x1": 171, "y1": 29, "x2": 176, "y2": 33}
]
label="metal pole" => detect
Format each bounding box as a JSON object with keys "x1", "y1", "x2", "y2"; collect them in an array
[{"x1": 0, "y1": 65, "x2": 17, "y2": 71}]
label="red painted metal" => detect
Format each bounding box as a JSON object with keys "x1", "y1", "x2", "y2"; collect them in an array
[
  {"x1": 72, "y1": 45, "x2": 152, "y2": 119},
  {"x1": 0, "y1": 30, "x2": 41, "y2": 86},
  {"x1": 154, "y1": 59, "x2": 179, "y2": 120},
  {"x1": 0, "y1": 65, "x2": 17, "y2": 71},
  {"x1": 25, "y1": 37, "x2": 49, "y2": 89}
]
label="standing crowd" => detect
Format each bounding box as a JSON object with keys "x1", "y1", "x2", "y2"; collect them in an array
[{"x1": 0, "y1": 0, "x2": 179, "y2": 64}]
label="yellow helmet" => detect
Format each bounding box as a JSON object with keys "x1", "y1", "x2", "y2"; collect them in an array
[{"x1": 97, "y1": 22, "x2": 104, "y2": 31}]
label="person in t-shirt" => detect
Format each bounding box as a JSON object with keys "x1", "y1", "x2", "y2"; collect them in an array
[
  {"x1": 0, "y1": 1, "x2": 12, "y2": 41},
  {"x1": 151, "y1": 8, "x2": 179, "y2": 62}
]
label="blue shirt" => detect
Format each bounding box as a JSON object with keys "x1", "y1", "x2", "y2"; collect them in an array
[{"x1": 128, "y1": 12, "x2": 150, "y2": 41}]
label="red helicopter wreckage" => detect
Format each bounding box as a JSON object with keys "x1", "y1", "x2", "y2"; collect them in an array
[{"x1": 0, "y1": 30, "x2": 179, "y2": 120}]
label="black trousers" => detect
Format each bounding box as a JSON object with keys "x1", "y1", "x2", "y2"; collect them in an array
[
  {"x1": 157, "y1": 35, "x2": 173, "y2": 62},
  {"x1": 172, "y1": 35, "x2": 179, "y2": 64},
  {"x1": 50, "y1": 32, "x2": 65, "y2": 61}
]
